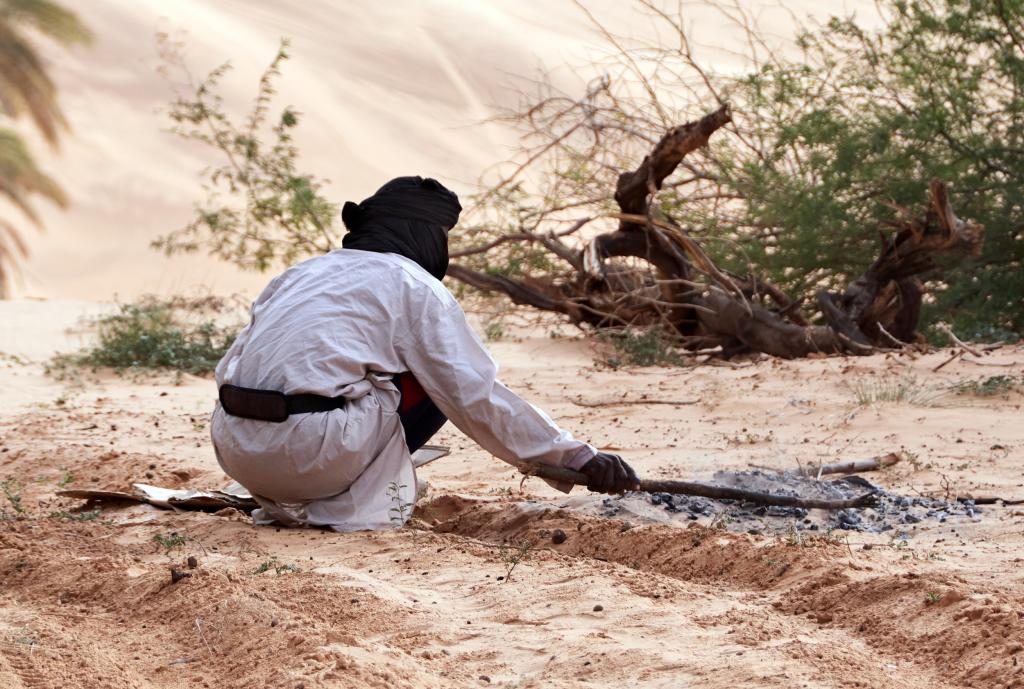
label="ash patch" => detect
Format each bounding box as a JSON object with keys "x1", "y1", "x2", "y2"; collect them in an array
[{"x1": 594, "y1": 469, "x2": 981, "y2": 534}]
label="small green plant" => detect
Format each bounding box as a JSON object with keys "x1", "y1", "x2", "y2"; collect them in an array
[
  {"x1": 850, "y1": 376, "x2": 945, "y2": 407},
  {"x1": 499, "y1": 539, "x2": 533, "y2": 582},
  {"x1": 57, "y1": 470, "x2": 75, "y2": 488},
  {"x1": 783, "y1": 522, "x2": 804, "y2": 547},
  {"x1": 725, "y1": 429, "x2": 774, "y2": 446},
  {"x1": 387, "y1": 481, "x2": 413, "y2": 527},
  {"x1": 153, "y1": 532, "x2": 187, "y2": 553},
  {"x1": 2, "y1": 479, "x2": 24, "y2": 516},
  {"x1": 155, "y1": 36, "x2": 341, "y2": 272},
  {"x1": 924, "y1": 591, "x2": 942, "y2": 605},
  {"x1": 948, "y1": 375, "x2": 1020, "y2": 397},
  {"x1": 484, "y1": 321, "x2": 505, "y2": 341},
  {"x1": 253, "y1": 557, "x2": 300, "y2": 575},
  {"x1": 50, "y1": 509, "x2": 101, "y2": 522},
  {"x1": 897, "y1": 448, "x2": 927, "y2": 471},
  {"x1": 49, "y1": 296, "x2": 239, "y2": 378},
  {"x1": 13, "y1": 633, "x2": 36, "y2": 647},
  {"x1": 602, "y1": 328, "x2": 682, "y2": 367}
]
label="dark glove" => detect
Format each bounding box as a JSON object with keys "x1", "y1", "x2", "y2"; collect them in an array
[{"x1": 579, "y1": 452, "x2": 640, "y2": 494}]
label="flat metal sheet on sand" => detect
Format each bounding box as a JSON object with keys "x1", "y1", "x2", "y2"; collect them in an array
[{"x1": 57, "y1": 445, "x2": 451, "y2": 512}]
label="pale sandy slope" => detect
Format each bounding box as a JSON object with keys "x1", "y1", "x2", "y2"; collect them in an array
[
  {"x1": 10, "y1": 0, "x2": 876, "y2": 301},
  {"x1": 0, "y1": 300, "x2": 1022, "y2": 688}
]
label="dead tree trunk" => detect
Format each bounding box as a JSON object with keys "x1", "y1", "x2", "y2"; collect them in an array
[{"x1": 448, "y1": 106, "x2": 984, "y2": 358}]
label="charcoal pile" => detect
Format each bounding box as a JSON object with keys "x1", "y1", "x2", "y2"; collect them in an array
[{"x1": 591, "y1": 469, "x2": 982, "y2": 534}]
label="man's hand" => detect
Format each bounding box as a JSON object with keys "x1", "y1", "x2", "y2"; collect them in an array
[{"x1": 579, "y1": 452, "x2": 641, "y2": 494}]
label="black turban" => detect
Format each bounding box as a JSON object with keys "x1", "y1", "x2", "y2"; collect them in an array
[{"x1": 340, "y1": 176, "x2": 461, "y2": 280}]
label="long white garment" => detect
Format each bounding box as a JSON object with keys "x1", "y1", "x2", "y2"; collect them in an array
[{"x1": 211, "y1": 249, "x2": 595, "y2": 531}]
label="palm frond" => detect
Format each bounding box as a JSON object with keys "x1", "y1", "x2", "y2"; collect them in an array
[
  {"x1": 0, "y1": 22, "x2": 64, "y2": 143},
  {"x1": 0, "y1": 0, "x2": 91, "y2": 45}
]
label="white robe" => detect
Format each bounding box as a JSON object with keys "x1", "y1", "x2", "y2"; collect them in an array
[{"x1": 211, "y1": 249, "x2": 595, "y2": 531}]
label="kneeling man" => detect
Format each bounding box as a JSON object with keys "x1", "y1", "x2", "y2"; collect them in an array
[{"x1": 212, "y1": 176, "x2": 638, "y2": 531}]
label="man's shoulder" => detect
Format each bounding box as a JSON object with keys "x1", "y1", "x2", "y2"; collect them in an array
[{"x1": 368, "y1": 252, "x2": 458, "y2": 309}]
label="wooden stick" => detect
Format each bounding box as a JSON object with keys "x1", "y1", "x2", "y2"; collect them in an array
[
  {"x1": 937, "y1": 324, "x2": 982, "y2": 357},
  {"x1": 793, "y1": 453, "x2": 901, "y2": 478},
  {"x1": 957, "y1": 495, "x2": 1024, "y2": 506},
  {"x1": 962, "y1": 358, "x2": 1017, "y2": 368},
  {"x1": 517, "y1": 462, "x2": 879, "y2": 510},
  {"x1": 932, "y1": 350, "x2": 963, "y2": 372},
  {"x1": 568, "y1": 397, "x2": 700, "y2": 408}
]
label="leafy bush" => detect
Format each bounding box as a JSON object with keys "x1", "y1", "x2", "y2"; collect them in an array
[
  {"x1": 948, "y1": 375, "x2": 1021, "y2": 397},
  {"x1": 602, "y1": 329, "x2": 683, "y2": 368},
  {"x1": 50, "y1": 296, "x2": 239, "y2": 376},
  {"x1": 702, "y1": 1, "x2": 1024, "y2": 339}
]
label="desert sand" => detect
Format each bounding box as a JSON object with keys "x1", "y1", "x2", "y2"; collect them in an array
[{"x1": 0, "y1": 299, "x2": 1022, "y2": 688}]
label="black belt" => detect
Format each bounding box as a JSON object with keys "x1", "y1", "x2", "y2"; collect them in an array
[{"x1": 219, "y1": 384, "x2": 346, "y2": 422}]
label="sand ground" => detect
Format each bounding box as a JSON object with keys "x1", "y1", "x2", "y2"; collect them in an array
[{"x1": 1, "y1": 300, "x2": 1022, "y2": 688}]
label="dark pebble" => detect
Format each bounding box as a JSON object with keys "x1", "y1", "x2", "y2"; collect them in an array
[
  {"x1": 551, "y1": 529, "x2": 567, "y2": 545},
  {"x1": 593, "y1": 604, "x2": 603, "y2": 612},
  {"x1": 170, "y1": 568, "x2": 191, "y2": 584},
  {"x1": 186, "y1": 555, "x2": 198, "y2": 569}
]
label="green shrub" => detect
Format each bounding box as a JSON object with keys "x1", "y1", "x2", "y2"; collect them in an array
[
  {"x1": 50, "y1": 296, "x2": 239, "y2": 376},
  {"x1": 948, "y1": 375, "x2": 1021, "y2": 397},
  {"x1": 602, "y1": 329, "x2": 683, "y2": 367}
]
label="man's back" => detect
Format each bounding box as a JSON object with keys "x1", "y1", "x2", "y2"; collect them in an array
[{"x1": 216, "y1": 249, "x2": 451, "y2": 395}]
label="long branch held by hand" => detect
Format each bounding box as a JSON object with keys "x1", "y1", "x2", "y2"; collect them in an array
[{"x1": 517, "y1": 462, "x2": 879, "y2": 510}]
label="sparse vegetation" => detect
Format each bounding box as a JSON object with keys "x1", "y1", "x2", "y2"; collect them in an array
[
  {"x1": 602, "y1": 329, "x2": 683, "y2": 368},
  {"x1": 253, "y1": 557, "x2": 301, "y2": 575},
  {"x1": 948, "y1": 375, "x2": 1021, "y2": 397},
  {"x1": 725, "y1": 429, "x2": 774, "y2": 446},
  {"x1": 709, "y1": 512, "x2": 733, "y2": 531},
  {"x1": 850, "y1": 376, "x2": 946, "y2": 407},
  {"x1": 1, "y1": 478, "x2": 24, "y2": 517},
  {"x1": 484, "y1": 321, "x2": 505, "y2": 342},
  {"x1": 498, "y1": 539, "x2": 533, "y2": 583},
  {"x1": 387, "y1": 481, "x2": 413, "y2": 527},
  {"x1": 50, "y1": 509, "x2": 101, "y2": 522},
  {"x1": 898, "y1": 448, "x2": 928, "y2": 472},
  {"x1": 155, "y1": 36, "x2": 340, "y2": 272},
  {"x1": 925, "y1": 591, "x2": 942, "y2": 605},
  {"x1": 48, "y1": 296, "x2": 239, "y2": 378},
  {"x1": 153, "y1": 532, "x2": 187, "y2": 553}
]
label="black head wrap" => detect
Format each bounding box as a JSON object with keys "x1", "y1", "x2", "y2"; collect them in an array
[{"x1": 340, "y1": 176, "x2": 461, "y2": 280}]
